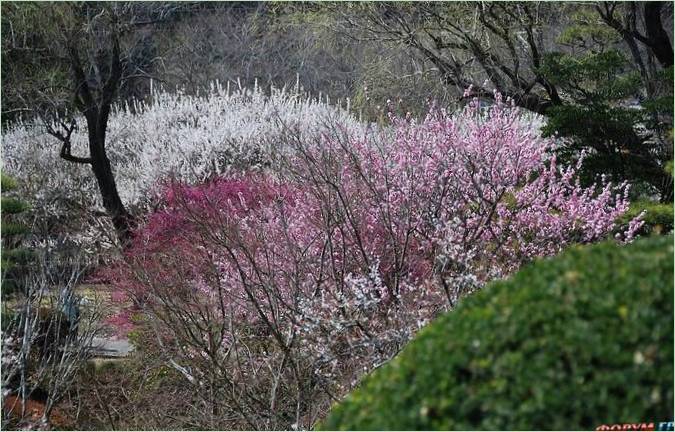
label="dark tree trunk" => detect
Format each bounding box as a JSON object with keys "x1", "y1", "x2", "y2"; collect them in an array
[
  {"x1": 89, "y1": 134, "x2": 134, "y2": 246},
  {"x1": 643, "y1": 2, "x2": 674, "y2": 68},
  {"x1": 57, "y1": 15, "x2": 135, "y2": 248}
]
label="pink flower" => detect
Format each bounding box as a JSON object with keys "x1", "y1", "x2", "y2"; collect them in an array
[{"x1": 103, "y1": 90, "x2": 639, "y2": 408}]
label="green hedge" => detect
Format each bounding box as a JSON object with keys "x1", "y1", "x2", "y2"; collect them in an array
[{"x1": 320, "y1": 235, "x2": 674, "y2": 430}]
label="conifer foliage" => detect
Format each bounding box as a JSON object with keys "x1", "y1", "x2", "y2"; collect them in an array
[{"x1": 1, "y1": 174, "x2": 33, "y2": 297}]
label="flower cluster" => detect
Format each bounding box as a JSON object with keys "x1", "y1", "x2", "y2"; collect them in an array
[
  {"x1": 104, "y1": 93, "x2": 641, "y2": 428},
  {"x1": 2, "y1": 82, "x2": 360, "y2": 250}
]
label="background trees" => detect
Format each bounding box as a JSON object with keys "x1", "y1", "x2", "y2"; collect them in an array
[
  {"x1": 335, "y1": 2, "x2": 566, "y2": 114},
  {"x1": 2, "y1": 2, "x2": 201, "y2": 245},
  {"x1": 5, "y1": 2, "x2": 670, "y2": 216},
  {"x1": 540, "y1": 2, "x2": 673, "y2": 201},
  {"x1": 338, "y1": 1, "x2": 673, "y2": 201}
]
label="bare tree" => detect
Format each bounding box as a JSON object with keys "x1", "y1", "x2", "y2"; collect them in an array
[
  {"x1": 40, "y1": 3, "x2": 149, "y2": 246},
  {"x1": 3, "y1": 2, "x2": 196, "y2": 246},
  {"x1": 334, "y1": 2, "x2": 566, "y2": 114},
  {"x1": 337, "y1": 2, "x2": 673, "y2": 115},
  {"x1": 2, "y1": 248, "x2": 103, "y2": 429},
  {"x1": 596, "y1": 1, "x2": 673, "y2": 96}
]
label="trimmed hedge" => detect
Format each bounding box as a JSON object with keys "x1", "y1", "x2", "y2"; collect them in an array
[{"x1": 320, "y1": 235, "x2": 674, "y2": 430}]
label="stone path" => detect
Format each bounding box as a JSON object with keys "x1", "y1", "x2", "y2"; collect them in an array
[
  {"x1": 76, "y1": 284, "x2": 135, "y2": 360},
  {"x1": 91, "y1": 336, "x2": 134, "y2": 358}
]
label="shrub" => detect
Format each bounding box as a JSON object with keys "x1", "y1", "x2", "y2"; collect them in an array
[
  {"x1": 619, "y1": 200, "x2": 673, "y2": 236},
  {"x1": 106, "y1": 93, "x2": 641, "y2": 429},
  {"x1": 66, "y1": 321, "x2": 195, "y2": 431},
  {"x1": 1, "y1": 247, "x2": 102, "y2": 429},
  {"x1": 1, "y1": 174, "x2": 34, "y2": 297},
  {"x1": 320, "y1": 235, "x2": 674, "y2": 431}
]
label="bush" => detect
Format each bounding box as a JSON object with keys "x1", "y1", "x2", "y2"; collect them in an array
[
  {"x1": 67, "y1": 321, "x2": 195, "y2": 431},
  {"x1": 320, "y1": 235, "x2": 674, "y2": 430},
  {"x1": 1, "y1": 174, "x2": 34, "y2": 297},
  {"x1": 619, "y1": 200, "x2": 674, "y2": 236},
  {"x1": 1, "y1": 247, "x2": 101, "y2": 429}
]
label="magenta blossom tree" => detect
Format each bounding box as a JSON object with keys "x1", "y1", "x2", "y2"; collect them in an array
[{"x1": 104, "y1": 92, "x2": 642, "y2": 429}]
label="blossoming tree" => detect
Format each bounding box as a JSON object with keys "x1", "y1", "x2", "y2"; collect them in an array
[{"x1": 105, "y1": 92, "x2": 642, "y2": 429}]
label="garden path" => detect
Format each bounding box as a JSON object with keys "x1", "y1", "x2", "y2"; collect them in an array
[{"x1": 76, "y1": 284, "x2": 134, "y2": 359}]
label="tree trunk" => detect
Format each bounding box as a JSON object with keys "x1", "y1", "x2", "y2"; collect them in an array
[
  {"x1": 63, "y1": 15, "x2": 133, "y2": 248},
  {"x1": 643, "y1": 2, "x2": 674, "y2": 68},
  {"x1": 90, "y1": 150, "x2": 133, "y2": 246},
  {"x1": 87, "y1": 125, "x2": 133, "y2": 247}
]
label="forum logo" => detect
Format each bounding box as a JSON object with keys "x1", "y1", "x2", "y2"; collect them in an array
[{"x1": 595, "y1": 421, "x2": 674, "y2": 431}]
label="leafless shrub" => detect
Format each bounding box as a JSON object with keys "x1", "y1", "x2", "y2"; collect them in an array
[{"x1": 1, "y1": 247, "x2": 104, "y2": 429}]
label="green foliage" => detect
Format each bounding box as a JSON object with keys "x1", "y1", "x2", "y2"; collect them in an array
[
  {"x1": 1, "y1": 174, "x2": 18, "y2": 190},
  {"x1": 541, "y1": 101, "x2": 649, "y2": 190},
  {"x1": 619, "y1": 200, "x2": 674, "y2": 236},
  {"x1": 539, "y1": 7, "x2": 674, "y2": 202},
  {"x1": 1, "y1": 197, "x2": 30, "y2": 215},
  {"x1": 540, "y1": 50, "x2": 672, "y2": 197},
  {"x1": 1, "y1": 222, "x2": 30, "y2": 237},
  {"x1": 1, "y1": 174, "x2": 34, "y2": 297},
  {"x1": 321, "y1": 235, "x2": 674, "y2": 430},
  {"x1": 557, "y1": 7, "x2": 620, "y2": 47},
  {"x1": 540, "y1": 51, "x2": 641, "y2": 101}
]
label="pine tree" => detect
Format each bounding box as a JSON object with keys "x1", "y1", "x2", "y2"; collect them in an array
[
  {"x1": 539, "y1": 6, "x2": 673, "y2": 202},
  {"x1": 1, "y1": 174, "x2": 34, "y2": 297}
]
